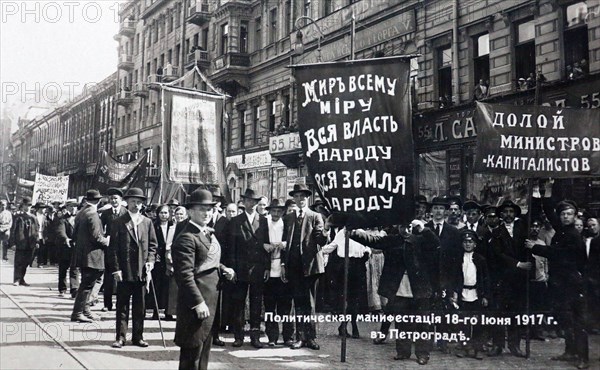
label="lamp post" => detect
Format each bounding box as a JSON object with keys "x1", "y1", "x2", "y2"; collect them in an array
[{"x1": 293, "y1": 16, "x2": 325, "y2": 62}]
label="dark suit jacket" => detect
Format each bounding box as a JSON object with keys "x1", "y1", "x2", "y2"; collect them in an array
[
  {"x1": 45, "y1": 212, "x2": 60, "y2": 244},
  {"x1": 107, "y1": 212, "x2": 158, "y2": 281},
  {"x1": 9, "y1": 212, "x2": 38, "y2": 250},
  {"x1": 55, "y1": 216, "x2": 74, "y2": 261},
  {"x1": 100, "y1": 206, "x2": 127, "y2": 237},
  {"x1": 73, "y1": 204, "x2": 108, "y2": 269},
  {"x1": 352, "y1": 228, "x2": 440, "y2": 299},
  {"x1": 172, "y1": 221, "x2": 221, "y2": 348},
  {"x1": 450, "y1": 252, "x2": 491, "y2": 301},
  {"x1": 153, "y1": 220, "x2": 175, "y2": 271},
  {"x1": 426, "y1": 220, "x2": 461, "y2": 291},
  {"x1": 489, "y1": 221, "x2": 531, "y2": 285},
  {"x1": 227, "y1": 212, "x2": 270, "y2": 282},
  {"x1": 584, "y1": 236, "x2": 600, "y2": 286},
  {"x1": 281, "y1": 209, "x2": 327, "y2": 277}
]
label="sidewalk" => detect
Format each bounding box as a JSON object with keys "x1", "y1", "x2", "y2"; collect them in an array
[{"x1": 0, "y1": 247, "x2": 598, "y2": 369}]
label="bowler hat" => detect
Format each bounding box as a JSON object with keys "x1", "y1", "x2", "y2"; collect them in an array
[
  {"x1": 289, "y1": 184, "x2": 312, "y2": 197},
  {"x1": 266, "y1": 198, "x2": 286, "y2": 210},
  {"x1": 241, "y1": 188, "x2": 262, "y2": 200},
  {"x1": 33, "y1": 202, "x2": 48, "y2": 209},
  {"x1": 430, "y1": 196, "x2": 449, "y2": 209},
  {"x1": 211, "y1": 188, "x2": 225, "y2": 201},
  {"x1": 20, "y1": 197, "x2": 32, "y2": 206},
  {"x1": 123, "y1": 187, "x2": 147, "y2": 201},
  {"x1": 556, "y1": 200, "x2": 578, "y2": 215},
  {"x1": 167, "y1": 199, "x2": 180, "y2": 206},
  {"x1": 463, "y1": 200, "x2": 482, "y2": 212},
  {"x1": 497, "y1": 200, "x2": 522, "y2": 217},
  {"x1": 85, "y1": 189, "x2": 103, "y2": 201},
  {"x1": 185, "y1": 189, "x2": 217, "y2": 208},
  {"x1": 106, "y1": 187, "x2": 124, "y2": 197},
  {"x1": 415, "y1": 195, "x2": 429, "y2": 205},
  {"x1": 65, "y1": 198, "x2": 78, "y2": 206},
  {"x1": 483, "y1": 205, "x2": 497, "y2": 216}
]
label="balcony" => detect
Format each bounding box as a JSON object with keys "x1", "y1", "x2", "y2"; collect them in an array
[
  {"x1": 133, "y1": 82, "x2": 149, "y2": 98},
  {"x1": 210, "y1": 53, "x2": 250, "y2": 95},
  {"x1": 119, "y1": 20, "x2": 135, "y2": 38},
  {"x1": 147, "y1": 166, "x2": 160, "y2": 178},
  {"x1": 162, "y1": 65, "x2": 180, "y2": 83},
  {"x1": 141, "y1": 0, "x2": 164, "y2": 19},
  {"x1": 187, "y1": 1, "x2": 211, "y2": 26},
  {"x1": 116, "y1": 89, "x2": 134, "y2": 107},
  {"x1": 118, "y1": 54, "x2": 134, "y2": 71},
  {"x1": 185, "y1": 49, "x2": 210, "y2": 70}
]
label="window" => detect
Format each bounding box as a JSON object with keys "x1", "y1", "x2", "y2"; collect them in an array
[
  {"x1": 324, "y1": 0, "x2": 334, "y2": 16},
  {"x1": 240, "y1": 109, "x2": 247, "y2": 148},
  {"x1": 564, "y1": 2, "x2": 589, "y2": 78},
  {"x1": 473, "y1": 33, "x2": 490, "y2": 86},
  {"x1": 168, "y1": 12, "x2": 173, "y2": 33},
  {"x1": 515, "y1": 18, "x2": 536, "y2": 81},
  {"x1": 418, "y1": 151, "x2": 447, "y2": 200},
  {"x1": 437, "y1": 46, "x2": 452, "y2": 106},
  {"x1": 304, "y1": 0, "x2": 311, "y2": 18},
  {"x1": 135, "y1": 34, "x2": 140, "y2": 54},
  {"x1": 193, "y1": 33, "x2": 199, "y2": 48},
  {"x1": 269, "y1": 8, "x2": 277, "y2": 44},
  {"x1": 240, "y1": 21, "x2": 249, "y2": 53},
  {"x1": 284, "y1": 1, "x2": 291, "y2": 34},
  {"x1": 269, "y1": 99, "x2": 276, "y2": 132},
  {"x1": 282, "y1": 94, "x2": 290, "y2": 126},
  {"x1": 253, "y1": 105, "x2": 261, "y2": 145},
  {"x1": 175, "y1": 44, "x2": 180, "y2": 66},
  {"x1": 220, "y1": 23, "x2": 229, "y2": 55},
  {"x1": 168, "y1": 49, "x2": 172, "y2": 64},
  {"x1": 202, "y1": 28, "x2": 209, "y2": 50},
  {"x1": 255, "y1": 17, "x2": 262, "y2": 51}
]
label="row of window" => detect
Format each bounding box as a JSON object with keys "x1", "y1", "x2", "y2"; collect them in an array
[
  {"x1": 232, "y1": 95, "x2": 291, "y2": 151},
  {"x1": 436, "y1": 1, "x2": 591, "y2": 105}
]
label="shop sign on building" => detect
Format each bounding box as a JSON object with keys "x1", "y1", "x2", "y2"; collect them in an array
[
  {"x1": 269, "y1": 132, "x2": 302, "y2": 155},
  {"x1": 226, "y1": 150, "x2": 272, "y2": 170}
]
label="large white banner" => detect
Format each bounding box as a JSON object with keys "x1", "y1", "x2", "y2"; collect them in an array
[
  {"x1": 32, "y1": 173, "x2": 69, "y2": 204},
  {"x1": 164, "y1": 88, "x2": 225, "y2": 185}
]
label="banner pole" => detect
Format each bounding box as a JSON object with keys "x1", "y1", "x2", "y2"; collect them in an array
[
  {"x1": 158, "y1": 86, "x2": 165, "y2": 204},
  {"x1": 341, "y1": 226, "x2": 350, "y2": 362}
]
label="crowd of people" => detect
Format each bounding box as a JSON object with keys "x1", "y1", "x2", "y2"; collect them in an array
[{"x1": 0, "y1": 180, "x2": 598, "y2": 369}]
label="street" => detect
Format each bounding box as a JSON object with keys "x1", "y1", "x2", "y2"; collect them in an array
[{"x1": 0, "y1": 248, "x2": 598, "y2": 370}]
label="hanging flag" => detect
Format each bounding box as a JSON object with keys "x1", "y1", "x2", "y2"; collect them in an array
[
  {"x1": 92, "y1": 151, "x2": 147, "y2": 193},
  {"x1": 292, "y1": 57, "x2": 414, "y2": 227},
  {"x1": 162, "y1": 87, "x2": 226, "y2": 187},
  {"x1": 474, "y1": 102, "x2": 600, "y2": 178}
]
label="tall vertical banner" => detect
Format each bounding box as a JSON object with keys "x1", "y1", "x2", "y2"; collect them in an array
[
  {"x1": 474, "y1": 102, "x2": 600, "y2": 177},
  {"x1": 293, "y1": 57, "x2": 414, "y2": 227},
  {"x1": 32, "y1": 173, "x2": 69, "y2": 204},
  {"x1": 163, "y1": 87, "x2": 226, "y2": 187},
  {"x1": 92, "y1": 151, "x2": 147, "y2": 193}
]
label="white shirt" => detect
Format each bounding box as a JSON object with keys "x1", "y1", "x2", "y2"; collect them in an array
[
  {"x1": 504, "y1": 222, "x2": 514, "y2": 238},
  {"x1": 127, "y1": 210, "x2": 143, "y2": 240},
  {"x1": 466, "y1": 221, "x2": 479, "y2": 232},
  {"x1": 36, "y1": 213, "x2": 45, "y2": 240},
  {"x1": 268, "y1": 218, "x2": 284, "y2": 277},
  {"x1": 322, "y1": 228, "x2": 369, "y2": 258},
  {"x1": 433, "y1": 221, "x2": 444, "y2": 236},
  {"x1": 462, "y1": 252, "x2": 478, "y2": 302},
  {"x1": 189, "y1": 220, "x2": 221, "y2": 272},
  {"x1": 396, "y1": 273, "x2": 413, "y2": 297},
  {"x1": 245, "y1": 211, "x2": 256, "y2": 225}
]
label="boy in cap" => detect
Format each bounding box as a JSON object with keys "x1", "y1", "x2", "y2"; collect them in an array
[{"x1": 452, "y1": 229, "x2": 490, "y2": 360}]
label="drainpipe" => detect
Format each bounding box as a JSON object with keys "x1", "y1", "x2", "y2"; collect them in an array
[{"x1": 452, "y1": 0, "x2": 460, "y2": 104}]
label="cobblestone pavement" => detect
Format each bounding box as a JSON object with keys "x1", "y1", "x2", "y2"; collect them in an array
[{"x1": 1, "y1": 248, "x2": 598, "y2": 369}]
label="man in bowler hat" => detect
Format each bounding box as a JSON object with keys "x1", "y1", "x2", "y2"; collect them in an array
[
  {"x1": 71, "y1": 190, "x2": 109, "y2": 323},
  {"x1": 226, "y1": 188, "x2": 270, "y2": 348},
  {"x1": 108, "y1": 187, "x2": 158, "y2": 348},
  {"x1": 9, "y1": 197, "x2": 38, "y2": 286},
  {"x1": 173, "y1": 189, "x2": 235, "y2": 369}
]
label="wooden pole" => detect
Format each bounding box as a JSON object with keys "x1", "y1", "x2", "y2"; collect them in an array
[{"x1": 341, "y1": 226, "x2": 350, "y2": 362}]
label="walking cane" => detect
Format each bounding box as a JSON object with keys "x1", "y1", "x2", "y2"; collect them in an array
[{"x1": 148, "y1": 273, "x2": 167, "y2": 348}]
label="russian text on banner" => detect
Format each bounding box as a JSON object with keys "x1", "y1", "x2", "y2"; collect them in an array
[
  {"x1": 292, "y1": 57, "x2": 414, "y2": 227},
  {"x1": 474, "y1": 102, "x2": 600, "y2": 178}
]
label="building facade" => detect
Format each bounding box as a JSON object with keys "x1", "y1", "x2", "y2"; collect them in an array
[
  {"x1": 10, "y1": 73, "x2": 117, "y2": 198},
  {"x1": 11, "y1": 0, "x2": 600, "y2": 207}
]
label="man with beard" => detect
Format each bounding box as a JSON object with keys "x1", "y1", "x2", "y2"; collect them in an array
[{"x1": 526, "y1": 200, "x2": 588, "y2": 369}]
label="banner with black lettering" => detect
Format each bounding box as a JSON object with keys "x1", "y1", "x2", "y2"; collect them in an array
[
  {"x1": 32, "y1": 173, "x2": 69, "y2": 204},
  {"x1": 92, "y1": 151, "x2": 147, "y2": 193},
  {"x1": 293, "y1": 57, "x2": 414, "y2": 227},
  {"x1": 474, "y1": 102, "x2": 600, "y2": 177},
  {"x1": 163, "y1": 87, "x2": 226, "y2": 186}
]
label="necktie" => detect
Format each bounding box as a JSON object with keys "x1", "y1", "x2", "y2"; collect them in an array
[
  {"x1": 471, "y1": 223, "x2": 475, "y2": 231},
  {"x1": 435, "y1": 223, "x2": 441, "y2": 236},
  {"x1": 297, "y1": 210, "x2": 303, "y2": 224}
]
